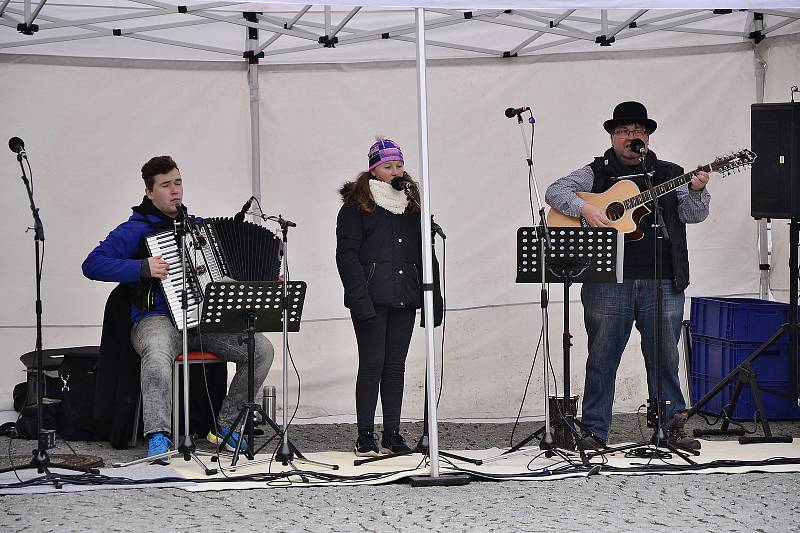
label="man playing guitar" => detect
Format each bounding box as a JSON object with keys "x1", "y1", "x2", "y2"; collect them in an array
[{"x1": 545, "y1": 101, "x2": 711, "y2": 451}]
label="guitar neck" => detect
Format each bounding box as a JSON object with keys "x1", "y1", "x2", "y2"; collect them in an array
[{"x1": 625, "y1": 163, "x2": 710, "y2": 211}]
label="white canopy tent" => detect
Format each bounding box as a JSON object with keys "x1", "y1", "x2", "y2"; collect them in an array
[
  {"x1": 2, "y1": 4, "x2": 800, "y2": 467},
  {"x1": 2, "y1": 3, "x2": 800, "y2": 62}
]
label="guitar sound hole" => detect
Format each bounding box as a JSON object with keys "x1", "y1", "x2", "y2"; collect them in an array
[{"x1": 606, "y1": 202, "x2": 625, "y2": 221}]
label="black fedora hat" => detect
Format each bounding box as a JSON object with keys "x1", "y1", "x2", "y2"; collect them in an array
[{"x1": 603, "y1": 101, "x2": 657, "y2": 134}]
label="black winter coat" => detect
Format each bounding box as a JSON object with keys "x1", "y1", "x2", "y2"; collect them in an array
[
  {"x1": 336, "y1": 197, "x2": 443, "y2": 325},
  {"x1": 336, "y1": 203, "x2": 424, "y2": 319}
]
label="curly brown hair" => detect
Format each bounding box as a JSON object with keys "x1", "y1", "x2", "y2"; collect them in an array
[{"x1": 339, "y1": 171, "x2": 421, "y2": 214}]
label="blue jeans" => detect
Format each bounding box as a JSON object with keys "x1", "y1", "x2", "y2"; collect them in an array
[
  {"x1": 580, "y1": 279, "x2": 686, "y2": 440},
  {"x1": 131, "y1": 315, "x2": 274, "y2": 437}
]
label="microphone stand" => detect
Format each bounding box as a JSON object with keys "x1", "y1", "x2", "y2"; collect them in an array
[
  {"x1": 0, "y1": 150, "x2": 98, "y2": 486},
  {"x1": 237, "y1": 212, "x2": 335, "y2": 472},
  {"x1": 175, "y1": 207, "x2": 216, "y2": 471},
  {"x1": 592, "y1": 151, "x2": 697, "y2": 464},
  {"x1": 513, "y1": 111, "x2": 557, "y2": 454},
  {"x1": 641, "y1": 154, "x2": 671, "y2": 447},
  {"x1": 516, "y1": 112, "x2": 555, "y2": 451},
  {"x1": 484, "y1": 110, "x2": 595, "y2": 467}
]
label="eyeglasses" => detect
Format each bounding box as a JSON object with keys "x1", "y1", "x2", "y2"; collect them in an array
[{"x1": 613, "y1": 127, "x2": 648, "y2": 137}]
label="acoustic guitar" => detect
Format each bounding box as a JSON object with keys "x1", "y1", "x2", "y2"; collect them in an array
[{"x1": 547, "y1": 149, "x2": 756, "y2": 241}]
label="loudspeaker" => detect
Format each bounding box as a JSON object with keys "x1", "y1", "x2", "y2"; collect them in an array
[{"x1": 751, "y1": 103, "x2": 800, "y2": 219}]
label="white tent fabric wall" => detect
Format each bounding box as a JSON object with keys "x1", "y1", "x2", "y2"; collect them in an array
[
  {"x1": 0, "y1": 59, "x2": 254, "y2": 409},
  {"x1": 0, "y1": 35, "x2": 795, "y2": 421},
  {"x1": 256, "y1": 41, "x2": 763, "y2": 421}
]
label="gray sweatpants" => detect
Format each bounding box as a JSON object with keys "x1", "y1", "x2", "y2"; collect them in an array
[{"x1": 131, "y1": 314, "x2": 274, "y2": 437}]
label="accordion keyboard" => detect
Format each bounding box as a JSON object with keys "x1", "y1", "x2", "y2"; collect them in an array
[{"x1": 145, "y1": 229, "x2": 224, "y2": 330}]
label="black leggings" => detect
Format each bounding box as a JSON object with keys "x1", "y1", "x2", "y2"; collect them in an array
[{"x1": 351, "y1": 306, "x2": 416, "y2": 433}]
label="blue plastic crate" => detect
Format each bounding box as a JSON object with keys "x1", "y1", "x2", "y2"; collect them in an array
[
  {"x1": 690, "y1": 372, "x2": 800, "y2": 420},
  {"x1": 689, "y1": 335, "x2": 791, "y2": 380},
  {"x1": 689, "y1": 297, "x2": 791, "y2": 343},
  {"x1": 689, "y1": 334, "x2": 800, "y2": 420}
]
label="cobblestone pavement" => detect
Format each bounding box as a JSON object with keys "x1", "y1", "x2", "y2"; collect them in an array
[{"x1": 1, "y1": 415, "x2": 799, "y2": 532}]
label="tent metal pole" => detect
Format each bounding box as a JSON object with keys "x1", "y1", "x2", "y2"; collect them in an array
[
  {"x1": 415, "y1": 6, "x2": 440, "y2": 478},
  {"x1": 28, "y1": 0, "x2": 46, "y2": 25},
  {"x1": 755, "y1": 51, "x2": 770, "y2": 300},
  {"x1": 248, "y1": 22, "x2": 261, "y2": 215}
]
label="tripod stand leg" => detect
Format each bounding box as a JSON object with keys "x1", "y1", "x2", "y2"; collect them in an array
[
  {"x1": 663, "y1": 442, "x2": 699, "y2": 464},
  {"x1": 723, "y1": 378, "x2": 746, "y2": 429},
  {"x1": 502, "y1": 426, "x2": 545, "y2": 455},
  {"x1": 252, "y1": 413, "x2": 303, "y2": 458},
  {"x1": 739, "y1": 371, "x2": 793, "y2": 444}
]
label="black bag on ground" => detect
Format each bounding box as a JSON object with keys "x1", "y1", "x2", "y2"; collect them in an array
[
  {"x1": 13, "y1": 382, "x2": 28, "y2": 412},
  {"x1": 16, "y1": 402, "x2": 61, "y2": 439},
  {"x1": 58, "y1": 352, "x2": 108, "y2": 441}
]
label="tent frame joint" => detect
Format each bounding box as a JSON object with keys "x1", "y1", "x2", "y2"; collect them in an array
[
  {"x1": 318, "y1": 35, "x2": 338, "y2": 47},
  {"x1": 749, "y1": 30, "x2": 765, "y2": 43},
  {"x1": 16, "y1": 22, "x2": 38, "y2": 35},
  {"x1": 243, "y1": 49, "x2": 263, "y2": 60},
  {"x1": 595, "y1": 34, "x2": 614, "y2": 46}
]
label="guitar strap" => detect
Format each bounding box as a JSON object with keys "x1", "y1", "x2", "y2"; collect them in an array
[{"x1": 588, "y1": 152, "x2": 691, "y2": 291}]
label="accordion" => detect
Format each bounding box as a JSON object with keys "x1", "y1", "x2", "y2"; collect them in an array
[{"x1": 145, "y1": 217, "x2": 282, "y2": 330}]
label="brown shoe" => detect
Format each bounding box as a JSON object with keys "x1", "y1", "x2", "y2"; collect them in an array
[{"x1": 667, "y1": 412, "x2": 701, "y2": 451}]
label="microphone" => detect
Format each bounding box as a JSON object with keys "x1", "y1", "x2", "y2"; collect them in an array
[
  {"x1": 390, "y1": 176, "x2": 407, "y2": 191},
  {"x1": 176, "y1": 203, "x2": 206, "y2": 245},
  {"x1": 504, "y1": 107, "x2": 530, "y2": 119},
  {"x1": 8, "y1": 137, "x2": 26, "y2": 158},
  {"x1": 234, "y1": 196, "x2": 255, "y2": 223},
  {"x1": 390, "y1": 177, "x2": 444, "y2": 239},
  {"x1": 629, "y1": 138, "x2": 648, "y2": 156}
]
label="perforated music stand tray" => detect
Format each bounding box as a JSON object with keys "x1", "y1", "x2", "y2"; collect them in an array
[
  {"x1": 516, "y1": 226, "x2": 621, "y2": 284},
  {"x1": 200, "y1": 281, "x2": 305, "y2": 334}
]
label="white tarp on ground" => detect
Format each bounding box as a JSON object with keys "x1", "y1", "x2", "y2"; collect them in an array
[{"x1": 3, "y1": 31, "x2": 798, "y2": 421}]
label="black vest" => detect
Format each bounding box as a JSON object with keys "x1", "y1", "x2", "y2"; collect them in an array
[{"x1": 589, "y1": 157, "x2": 690, "y2": 292}]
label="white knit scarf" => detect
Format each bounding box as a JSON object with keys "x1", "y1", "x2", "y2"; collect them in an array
[{"x1": 369, "y1": 179, "x2": 408, "y2": 214}]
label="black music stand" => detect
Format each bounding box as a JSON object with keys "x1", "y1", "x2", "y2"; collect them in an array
[
  {"x1": 505, "y1": 226, "x2": 620, "y2": 462},
  {"x1": 201, "y1": 281, "x2": 297, "y2": 466}
]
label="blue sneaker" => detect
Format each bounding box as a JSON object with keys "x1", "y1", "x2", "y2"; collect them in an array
[
  {"x1": 147, "y1": 432, "x2": 172, "y2": 462},
  {"x1": 207, "y1": 426, "x2": 248, "y2": 452}
]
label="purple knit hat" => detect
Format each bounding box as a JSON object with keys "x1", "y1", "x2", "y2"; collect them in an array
[{"x1": 368, "y1": 136, "x2": 404, "y2": 171}]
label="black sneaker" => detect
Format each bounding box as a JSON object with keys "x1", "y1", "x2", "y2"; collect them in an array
[
  {"x1": 667, "y1": 412, "x2": 701, "y2": 451},
  {"x1": 354, "y1": 433, "x2": 380, "y2": 457},
  {"x1": 381, "y1": 430, "x2": 412, "y2": 454}
]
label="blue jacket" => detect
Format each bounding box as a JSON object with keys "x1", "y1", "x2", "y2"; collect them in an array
[{"x1": 82, "y1": 198, "x2": 177, "y2": 324}]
